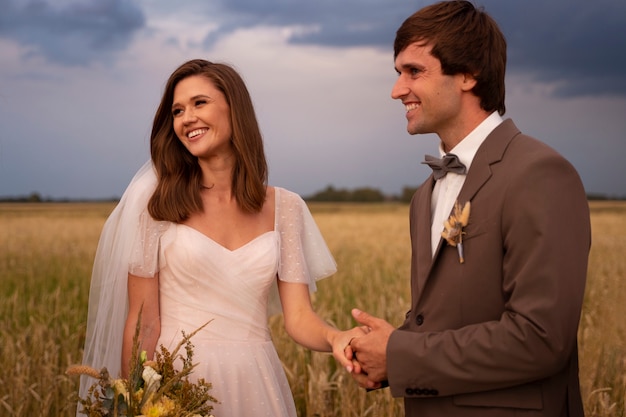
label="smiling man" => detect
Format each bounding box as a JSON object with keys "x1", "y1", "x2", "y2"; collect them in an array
[{"x1": 346, "y1": 1, "x2": 591, "y2": 416}]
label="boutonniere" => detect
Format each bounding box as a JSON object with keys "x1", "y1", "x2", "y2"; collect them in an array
[{"x1": 441, "y1": 201, "x2": 471, "y2": 263}]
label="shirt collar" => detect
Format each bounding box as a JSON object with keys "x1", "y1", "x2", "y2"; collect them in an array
[{"x1": 438, "y1": 111, "x2": 504, "y2": 170}]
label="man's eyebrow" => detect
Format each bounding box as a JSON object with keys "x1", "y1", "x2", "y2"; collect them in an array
[{"x1": 396, "y1": 62, "x2": 422, "y2": 73}]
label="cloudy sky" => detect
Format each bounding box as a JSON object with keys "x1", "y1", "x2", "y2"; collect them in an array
[{"x1": 1, "y1": 0, "x2": 625, "y2": 200}]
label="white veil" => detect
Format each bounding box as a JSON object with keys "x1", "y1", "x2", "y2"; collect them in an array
[{"x1": 78, "y1": 161, "x2": 157, "y2": 405}]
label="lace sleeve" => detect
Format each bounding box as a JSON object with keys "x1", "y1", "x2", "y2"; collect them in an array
[
  {"x1": 128, "y1": 209, "x2": 169, "y2": 278},
  {"x1": 276, "y1": 187, "x2": 337, "y2": 292}
]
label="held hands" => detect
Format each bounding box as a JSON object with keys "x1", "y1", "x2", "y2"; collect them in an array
[
  {"x1": 330, "y1": 324, "x2": 369, "y2": 373},
  {"x1": 344, "y1": 308, "x2": 394, "y2": 390}
]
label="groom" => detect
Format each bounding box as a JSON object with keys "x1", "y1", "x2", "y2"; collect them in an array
[{"x1": 346, "y1": 2, "x2": 591, "y2": 416}]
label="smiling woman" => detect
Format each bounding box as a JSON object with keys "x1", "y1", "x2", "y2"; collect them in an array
[
  {"x1": 77, "y1": 59, "x2": 365, "y2": 417},
  {"x1": 171, "y1": 75, "x2": 233, "y2": 163}
]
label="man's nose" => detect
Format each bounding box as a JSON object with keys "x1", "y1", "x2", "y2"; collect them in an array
[{"x1": 391, "y1": 77, "x2": 408, "y2": 100}]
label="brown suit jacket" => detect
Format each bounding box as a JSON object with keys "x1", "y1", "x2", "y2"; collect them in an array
[{"x1": 386, "y1": 119, "x2": 590, "y2": 416}]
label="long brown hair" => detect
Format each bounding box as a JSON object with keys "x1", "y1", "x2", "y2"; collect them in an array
[
  {"x1": 148, "y1": 59, "x2": 268, "y2": 222},
  {"x1": 394, "y1": 0, "x2": 507, "y2": 115}
]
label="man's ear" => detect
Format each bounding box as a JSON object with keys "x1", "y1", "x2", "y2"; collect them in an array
[{"x1": 460, "y1": 73, "x2": 478, "y2": 91}]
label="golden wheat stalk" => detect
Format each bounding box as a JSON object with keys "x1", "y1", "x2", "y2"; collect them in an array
[{"x1": 66, "y1": 364, "x2": 102, "y2": 379}]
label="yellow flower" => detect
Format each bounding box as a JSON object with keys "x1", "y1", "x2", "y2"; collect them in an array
[
  {"x1": 111, "y1": 378, "x2": 129, "y2": 403},
  {"x1": 133, "y1": 387, "x2": 145, "y2": 403},
  {"x1": 141, "y1": 395, "x2": 176, "y2": 417}
]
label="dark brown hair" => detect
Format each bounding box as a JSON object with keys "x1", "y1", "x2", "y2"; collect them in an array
[
  {"x1": 148, "y1": 59, "x2": 268, "y2": 222},
  {"x1": 394, "y1": 0, "x2": 506, "y2": 115}
]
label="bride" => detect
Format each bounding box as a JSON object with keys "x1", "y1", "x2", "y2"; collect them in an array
[{"x1": 79, "y1": 59, "x2": 364, "y2": 417}]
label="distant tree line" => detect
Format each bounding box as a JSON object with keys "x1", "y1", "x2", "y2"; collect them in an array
[
  {"x1": 304, "y1": 187, "x2": 624, "y2": 203},
  {"x1": 1, "y1": 189, "x2": 623, "y2": 204},
  {"x1": 0, "y1": 192, "x2": 46, "y2": 203},
  {"x1": 0, "y1": 192, "x2": 119, "y2": 203},
  {"x1": 305, "y1": 185, "x2": 418, "y2": 203}
]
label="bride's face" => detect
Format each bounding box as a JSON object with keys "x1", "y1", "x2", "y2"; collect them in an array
[{"x1": 171, "y1": 75, "x2": 233, "y2": 159}]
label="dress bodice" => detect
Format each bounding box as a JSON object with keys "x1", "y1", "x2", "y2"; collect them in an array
[{"x1": 158, "y1": 225, "x2": 279, "y2": 343}]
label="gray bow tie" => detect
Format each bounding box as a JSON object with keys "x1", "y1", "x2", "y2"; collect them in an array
[{"x1": 422, "y1": 154, "x2": 467, "y2": 180}]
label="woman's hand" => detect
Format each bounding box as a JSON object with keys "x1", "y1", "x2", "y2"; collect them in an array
[{"x1": 330, "y1": 325, "x2": 369, "y2": 372}]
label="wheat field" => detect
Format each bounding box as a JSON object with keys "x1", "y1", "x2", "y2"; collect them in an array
[{"x1": 0, "y1": 201, "x2": 624, "y2": 416}]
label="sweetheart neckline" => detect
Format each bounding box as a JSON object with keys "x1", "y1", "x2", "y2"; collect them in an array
[{"x1": 176, "y1": 223, "x2": 276, "y2": 252}]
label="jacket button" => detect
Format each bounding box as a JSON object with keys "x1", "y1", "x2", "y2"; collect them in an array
[{"x1": 416, "y1": 314, "x2": 424, "y2": 325}]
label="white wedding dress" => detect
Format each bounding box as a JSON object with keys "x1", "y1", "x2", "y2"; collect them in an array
[{"x1": 79, "y1": 162, "x2": 336, "y2": 417}]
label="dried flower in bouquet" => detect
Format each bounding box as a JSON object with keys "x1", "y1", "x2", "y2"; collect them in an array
[{"x1": 67, "y1": 310, "x2": 218, "y2": 417}]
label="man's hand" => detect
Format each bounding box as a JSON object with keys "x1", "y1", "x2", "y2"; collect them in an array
[{"x1": 346, "y1": 308, "x2": 394, "y2": 389}]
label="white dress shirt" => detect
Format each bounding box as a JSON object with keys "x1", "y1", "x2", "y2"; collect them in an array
[{"x1": 430, "y1": 112, "x2": 504, "y2": 255}]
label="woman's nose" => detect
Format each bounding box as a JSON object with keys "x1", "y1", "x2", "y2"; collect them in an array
[{"x1": 182, "y1": 108, "x2": 197, "y2": 124}]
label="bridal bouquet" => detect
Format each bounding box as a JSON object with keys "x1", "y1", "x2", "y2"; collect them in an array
[{"x1": 68, "y1": 319, "x2": 218, "y2": 417}]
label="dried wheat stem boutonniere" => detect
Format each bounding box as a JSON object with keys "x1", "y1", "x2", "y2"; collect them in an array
[{"x1": 441, "y1": 201, "x2": 471, "y2": 263}]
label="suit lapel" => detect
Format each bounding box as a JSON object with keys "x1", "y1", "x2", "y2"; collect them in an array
[
  {"x1": 413, "y1": 119, "x2": 521, "y2": 302},
  {"x1": 457, "y1": 119, "x2": 519, "y2": 203},
  {"x1": 413, "y1": 177, "x2": 435, "y2": 299}
]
